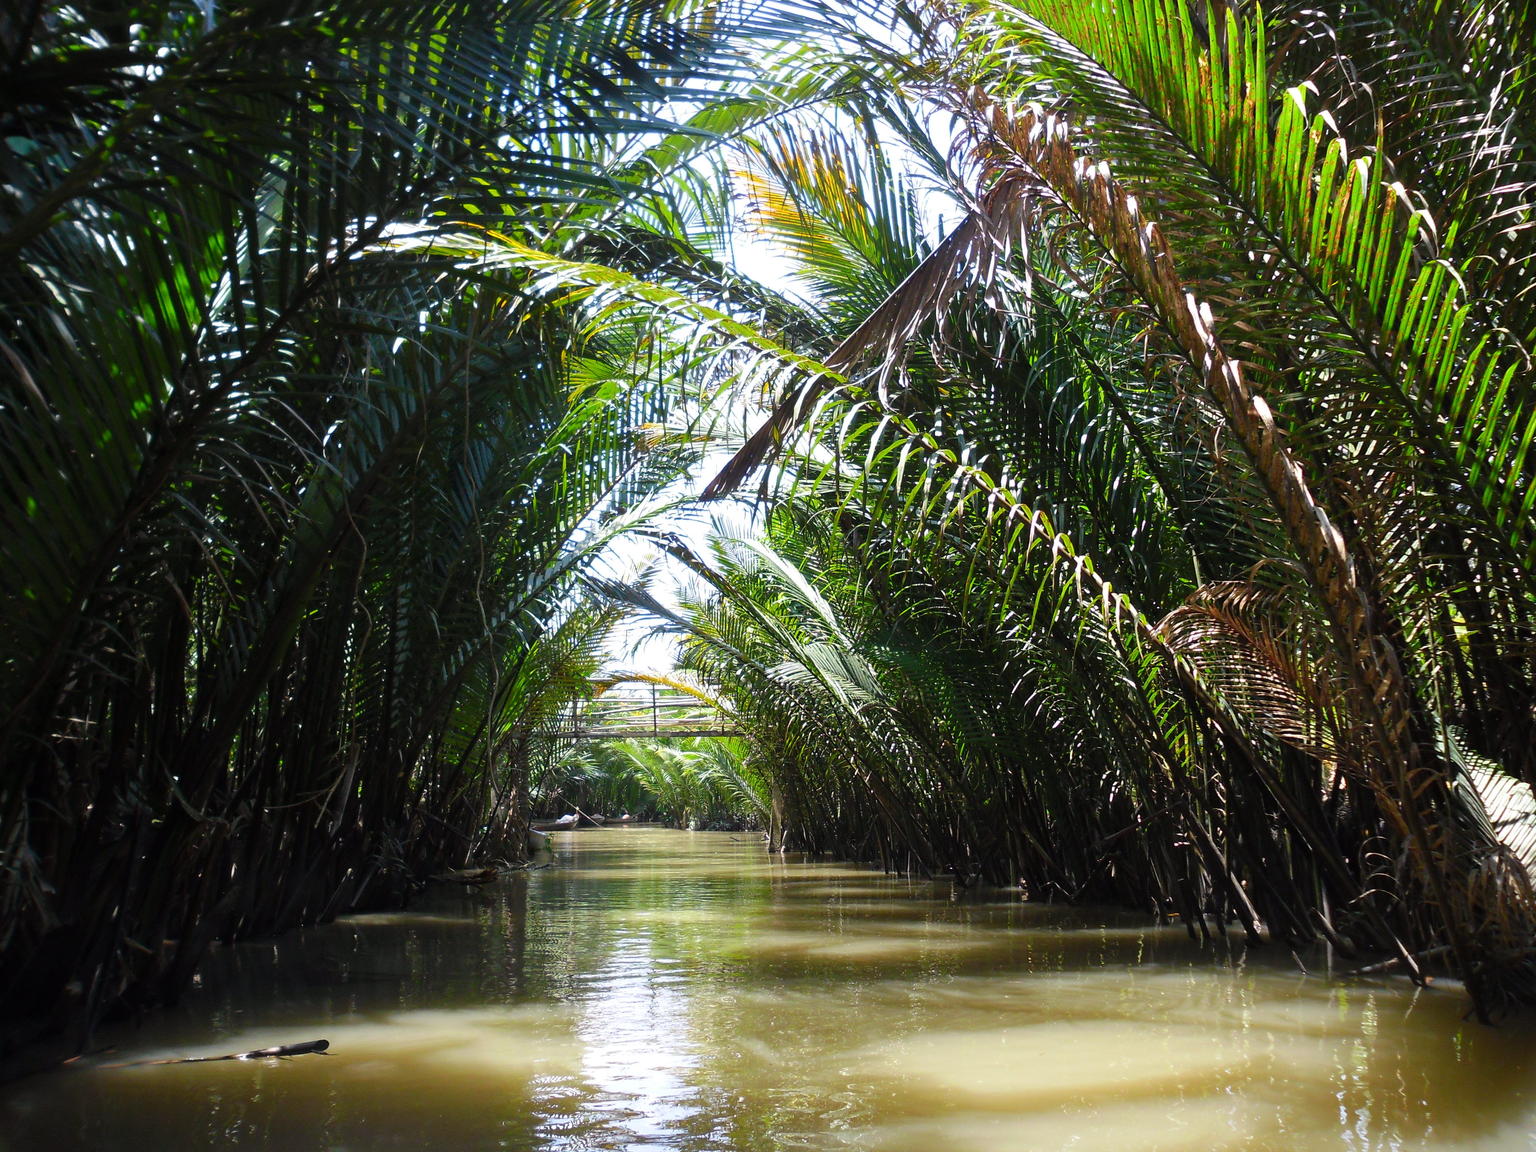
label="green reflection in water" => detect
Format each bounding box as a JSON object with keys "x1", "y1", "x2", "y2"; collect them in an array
[{"x1": 4, "y1": 829, "x2": 1536, "y2": 1151}]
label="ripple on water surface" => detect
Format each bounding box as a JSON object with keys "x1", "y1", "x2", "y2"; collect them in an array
[{"x1": 4, "y1": 828, "x2": 1536, "y2": 1151}]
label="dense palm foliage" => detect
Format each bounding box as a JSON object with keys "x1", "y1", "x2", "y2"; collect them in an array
[
  {"x1": 616, "y1": 0, "x2": 1536, "y2": 1015},
  {"x1": 0, "y1": 0, "x2": 801, "y2": 1059},
  {"x1": 4, "y1": 0, "x2": 1534, "y2": 1051}
]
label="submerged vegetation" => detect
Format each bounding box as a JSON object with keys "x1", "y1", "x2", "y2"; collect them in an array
[{"x1": 2, "y1": 0, "x2": 1535, "y2": 1057}]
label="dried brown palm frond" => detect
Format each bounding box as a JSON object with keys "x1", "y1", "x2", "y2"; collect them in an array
[
  {"x1": 701, "y1": 170, "x2": 1035, "y2": 498},
  {"x1": 951, "y1": 89, "x2": 1536, "y2": 1008},
  {"x1": 1158, "y1": 578, "x2": 1353, "y2": 768}
]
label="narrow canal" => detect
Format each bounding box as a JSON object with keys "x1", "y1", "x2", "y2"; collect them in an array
[{"x1": 6, "y1": 829, "x2": 1536, "y2": 1150}]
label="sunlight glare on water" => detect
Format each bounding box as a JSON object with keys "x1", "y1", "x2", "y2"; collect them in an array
[{"x1": 5, "y1": 829, "x2": 1536, "y2": 1151}]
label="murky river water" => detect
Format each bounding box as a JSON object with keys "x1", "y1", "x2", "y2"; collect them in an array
[{"x1": 5, "y1": 828, "x2": 1536, "y2": 1151}]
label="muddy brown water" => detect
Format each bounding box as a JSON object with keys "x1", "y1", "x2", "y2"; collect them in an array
[{"x1": 4, "y1": 828, "x2": 1536, "y2": 1150}]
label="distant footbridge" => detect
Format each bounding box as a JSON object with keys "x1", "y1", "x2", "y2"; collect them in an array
[{"x1": 555, "y1": 686, "x2": 738, "y2": 741}]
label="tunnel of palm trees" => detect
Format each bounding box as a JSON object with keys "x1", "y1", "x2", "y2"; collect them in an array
[{"x1": 4, "y1": 0, "x2": 1536, "y2": 1104}]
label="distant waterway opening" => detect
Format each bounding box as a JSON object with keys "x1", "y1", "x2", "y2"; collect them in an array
[{"x1": 5, "y1": 829, "x2": 1536, "y2": 1150}]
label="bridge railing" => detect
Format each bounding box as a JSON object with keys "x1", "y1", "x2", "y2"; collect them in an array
[{"x1": 554, "y1": 686, "x2": 738, "y2": 740}]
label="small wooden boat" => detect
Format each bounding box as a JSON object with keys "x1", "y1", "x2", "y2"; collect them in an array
[
  {"x1": 530, "y1": 814, "x2": 579, "y2": 832},
  {"x1": 531, "y1": 809, "x2": 610, "y2": 831}
]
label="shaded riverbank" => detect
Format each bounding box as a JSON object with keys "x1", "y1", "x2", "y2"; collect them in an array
[{"x1": 5, "y1": 829, "x2": 1536, "y2": 1150}]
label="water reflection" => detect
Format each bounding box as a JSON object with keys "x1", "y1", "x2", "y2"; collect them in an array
[
  {"x1": 3, "y1": 830, "x2": 1536, "y2": 1151},
  {"x1": 572, "y1": 933, "x2": 699, "y2": 1147}
]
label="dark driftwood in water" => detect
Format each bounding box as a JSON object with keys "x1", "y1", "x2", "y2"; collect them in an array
[
  {"x1": 428, "y1": 867, "x2": 499, "y2": 884},
  {"x1": 1344, "y1": 946, "x2": 1452, "y2": 978},
  {"x1": 103, "y1": 1039, "x2": 330, "y2": 1068}
]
